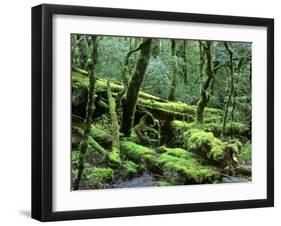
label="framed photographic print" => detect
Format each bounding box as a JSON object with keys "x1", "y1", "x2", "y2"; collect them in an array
[{"x1": 32, "y1": 4, "x2": 274, "y2": 221}]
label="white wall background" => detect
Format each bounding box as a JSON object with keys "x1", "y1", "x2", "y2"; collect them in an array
[{"x1": 0, "y1": 0, "x2": 279, "y2": 225}]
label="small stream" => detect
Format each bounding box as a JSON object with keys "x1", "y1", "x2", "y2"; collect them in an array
[
  {"x1": 222, "y1": 175, "x2": 248, "y2": 183},
  {"x1": 112, "y1": 172, "x2": 157, "y2": 188},
  {"x1": 111, "y1": 172, "x2": 248, "y2": 189}
]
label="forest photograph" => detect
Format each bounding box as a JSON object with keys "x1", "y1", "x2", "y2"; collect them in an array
[{"x1": 71, "y1": 34, "x2": 252, "y2": 191}]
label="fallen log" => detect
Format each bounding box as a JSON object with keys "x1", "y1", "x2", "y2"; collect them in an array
[
  {"x1": 236, "y1": 165, "x2": 251, "y2": 176},
  {"x1": 169, "y1": 121, "x2": 241, "y2": 167},
  {"x1": 170, "y1": 120, "x2": 250, "y2": 141},
  {"x1": 120, "y1": 141, "x2": 222, "y2": 185},
  {"x1": 72, "y1": 70, "x2": 223, "y2": 122},
  {"x1": 72, "y1": 114, "x2": 113, "y2": 148}
]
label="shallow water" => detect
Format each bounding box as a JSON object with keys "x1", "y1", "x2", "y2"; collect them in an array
[{"x1": 113, "y1": 172, "x2": 156, "y2": 188}]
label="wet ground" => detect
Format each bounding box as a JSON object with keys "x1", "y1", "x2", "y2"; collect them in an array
[{"x1": 113, "y1": 172, "x2": 157, "y2": 188}]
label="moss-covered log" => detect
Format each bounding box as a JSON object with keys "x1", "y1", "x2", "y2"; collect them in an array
[
  {"x1": 72, "y1": 114, "x2": 113, "y2": 148},
  {"x1": 72, "y1": 71, "x2": 222, "y2": 121},
  {"x1": 236, "y1": 165, "x2": 251, "y2": 176},
  {"x1": 170, "y1": 120, "x2": 250, "y2": 140},
  {"x1": 120, "y1": 141, "x2": 222, "y2": 184},
  {"x1": 183, "y1": 129, "x2": 239, "y2": 166},
  {"x1": 169, "y1": 121, "x2": 242, "y2": 167}
]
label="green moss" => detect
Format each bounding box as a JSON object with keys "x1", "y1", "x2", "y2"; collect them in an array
[
  {"x1": 184, "y1": 128, "x2": 241, "y2": 167},
  {"x1": 72, "y1": 71, "x2": 163, "y2": 101},
  {"x1": 157, "y1": 152, "x2": 221, "y2": 184},
  {"x1": 83, "y1": 167, "x2": 114, "y2": 184},
  {"x1": 71, "y1": 150, "x2": 80, "y2": 169},
  {"x1": 123, "y1": 160, "x2": 139, "y2": 179},
  {"x1": 169, "y1": 120, "x2": 242, "y2": 166},
  {"x1": 157, "y1": 146, "x2": 192, "y2": 159},
  {"x1": 120, "y1": 141, "x2": 221, "y2": 184},
  {"x1": 120, "y1": 141, "x2": 154, "y2": 162},
  {"x1": 238, "y1": 142, "x2": 252, "y2": 165},
  {"x1": 155, "y1": 180, "x2": 172, "y2": 186},
  {"x1": 72, "y1": 119, "x2": 113, "y2": 147},
  {"x1": 108, "y1": 149, "x2": 121, "y2": 168},
  {"x1": 184, "y1": 128, "x2": 226, "y2": 161},
  {"x1": 170, "y1": 120, "x2": 249, "y2": 139},
  {"x1": 139, "y1": 99, "x2": 196, "y2": 115},
  {"x1": 204, "y1": 122, "x2": 250, "y2": 138}
]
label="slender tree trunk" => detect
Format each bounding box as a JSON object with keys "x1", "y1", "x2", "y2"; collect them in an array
[
  {"x1": 222, "y1": 42, "x2": 234, "y2": 136},
  {"x1": 196, "y1": 41, "x2": 214, "y2": 122},
  {"x1": 121, "y1": 38, "x2": 152, "y2": 137},
  {"x1": 121, "y1": 43, "x2": 143, "y2": 89},
  {"x1": 199, "y1": 41, "x2": 205, "y2": 78},
  {"x1": 152, "y1": 39, "x2": 160, "y2": 58},
  {"x1": 107, "y1": 81, "x2": 121, "y2": 167},
  {"x1": 73, "y1": 36, "x2": 98, "y2": 190},
  {"x1": 115, "y1": 42, "x2": 143, "y2": 109},
  {"x1": 231, "y1": 90, "x2": 236, "y2": 123},
  {"x1": 183, "y1": 40, "x2": 188, "y2": 84},
  {"x1": 168, "y1": 39, "x2": 177, "y2": 101}
]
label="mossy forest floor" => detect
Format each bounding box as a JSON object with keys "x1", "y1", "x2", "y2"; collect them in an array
[{"x1": 71, "y1": 71, "x2": 252, "y2": 190}]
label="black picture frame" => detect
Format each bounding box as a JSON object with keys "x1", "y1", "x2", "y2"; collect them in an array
[{"x1": 32, "y1": 3, "x2": 274, "y2": 222}]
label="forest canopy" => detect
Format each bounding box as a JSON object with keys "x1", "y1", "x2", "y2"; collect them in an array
[{"x1": 71, "y1": 34, "x2": 252, "y2": 190}]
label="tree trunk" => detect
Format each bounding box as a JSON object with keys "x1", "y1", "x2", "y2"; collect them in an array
[
  {"x1": 183, "y1": 40, "x2": 188, "y2": 84},
  {"x1": 168, "y1": 39, "x2": 177, "y2": 101},
  {"x1": 73, "y1": 36, "x2": 98, "y2": 190},
  {"x1": 121, "y1": 38, "x2": 152, "y2": 137},
  {"x1": 152, "y1": 38, "x2": 160, "y2": 58},
  {"x1": 121, "y1": 43, "x2": 143, "y2": 89},
  {"x1": 107, "y1": 81, "x2": 121, "y2": 167},
  {"x1": 222, "y1": 42, "x2": 234, "y2": 136},
  {"x1": 199, "y1": 41, "x2": 205, "y2": 78},
  {"x1": 196, "y1": 41, "x2": 214, "y2": 122}
]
